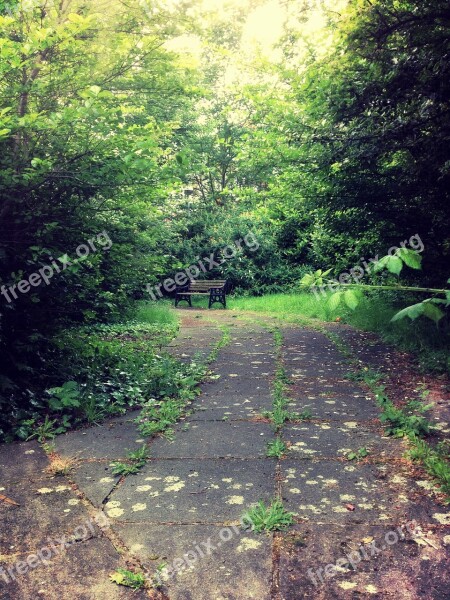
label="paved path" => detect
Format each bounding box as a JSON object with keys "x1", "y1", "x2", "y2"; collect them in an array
[{"x1": 1, "y1": 311, "x2": 449, "y2": 599}]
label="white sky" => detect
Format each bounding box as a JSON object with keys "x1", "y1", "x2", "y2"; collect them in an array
[
  {"x1": 164, "y1": 0, "x2": 348, "y2": 106},
  {"x1": 166, "y1": 0, "x2": 347, "y2": 60},
  {"x1": 242, "y1": 0, "x2": 285, "y2": 49}
]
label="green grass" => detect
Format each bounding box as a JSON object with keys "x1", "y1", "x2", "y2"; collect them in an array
[
  {"x1": 230, "y1": 293, "x2": 332, "y2": 321},
  {"x1": 350, "y1": 364, "x2": 449, "y2": 502},
  {"x1": 231, "y1": 292, "x2": 450, "y2": 375},
  {"x1": 347, "y1": 447, "x2": 369, "y2": 461},
  {"x1": 137, "y1": 398, "x2": 185, "y2": 436},
  {"x1": 134, "y1": 300, "x2": 179, "y2": 326}
]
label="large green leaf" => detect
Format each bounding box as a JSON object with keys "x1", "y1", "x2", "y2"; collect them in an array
[
  {"x1": 344, "y1": 289, "x2": 360, "y2": 310},
  {"x1": 327, "y1": 292, "x2": 342, "y2": 311},
  {"x1": 386, "y1": 255, "x2": 403, "y2": 275},
  {"x1": 391, "y1": 300, "x2": 445, "y2": 324},
  {"x1": 422, "y1": 302, "x2": 445, "y2": 324},
  {"x1": 300, "y1": 273, "x2": 315, "y2": 286},
  {"x1": 374, "y1": 255, "x2": 403, "y2": 275},
  {"x1": 372, "y1": 256, "x2": 389, "y2": 273},
  {"x1": 397, "y1": 248, "x2": 422, "y2": 270},
  {"x1": 391, "y1": 302, "x2": 425, "y2": 322}
]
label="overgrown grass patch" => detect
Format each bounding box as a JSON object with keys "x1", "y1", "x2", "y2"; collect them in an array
[
  {"x1": 230, "y1": 293, "x2": 332, "y2": 321},
  {"x1": 350, "y1": 365, "x2": 449, "y2": 502},
  {"x1": 134, "y1": 300, "x2": 179, "y2": 326}
]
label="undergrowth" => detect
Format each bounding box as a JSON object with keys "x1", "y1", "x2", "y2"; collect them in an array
[{"x1": 8, "y1": 302, "x2": 199, "y2": 443}]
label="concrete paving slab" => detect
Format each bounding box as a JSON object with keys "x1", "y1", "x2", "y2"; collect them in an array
[
  {"x1": 114, "y1": 523, "x2": 272, "y2": 600},
  {"x1": 227, "y1": 340, "x2": 275, "y2": 354},
  {"x1": 285, "y1": 361, "x2": 350, "y2": 378},
  {"x1": 0, "y1": 478, "x2": 96, "y2": 554},
  {"x1": 278, "y1": 523, "x2": 450, "y2": 600},
  {"x1": 106, "y1": 459, "x2": 276, "y2": 523},
  {"x1": 54, "y1": 419, "x2": 145, "y2": 460},
  {"x1": 201, "y1": 377, "x2": 272, "y2": 399},
  {"x1": 280, "y1": 460, "x2": 447, "y2": 525},
  {"x1": 70, "y1": 461, "x2": 119, "y2": 507},
  {"x1": 189, "y1": 399, "x2": 273, "y2": 421},
  {"x1": 283, "y1": 422, "x2": 402, "y2": 459},
  {"x1": 190, "y1": 383, "x2": 273, "y2": 421},
  {"x1": 212, "y1": 362, "x2": 273, "y2": 380},
  {"x1": 0, "y1": 441, "x2": 49, "y2": 483},
  {"x1": 150, "y1": 421, "x2": 274, "y2": 458},
  {"x1": 218, "y1": 351, "x2": 274, "y2": 364},
  {"x1": 286, "y1": 381, "x2": 379, "y2": 421},
  {"x1": 0, "y1": 537, "x2": 147, "y2": 600}
]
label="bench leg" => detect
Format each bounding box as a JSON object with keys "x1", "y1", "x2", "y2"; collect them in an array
[
  {"x1": 175, "y1": 295, "x2": 192, "y2": 308},
  {"x1": 209, "y1": 292, "x2": 226, "y2": 309}
]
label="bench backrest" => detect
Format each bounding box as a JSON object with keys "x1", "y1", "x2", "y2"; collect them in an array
[{"x1": 188, "y1": 280, "x2": 227, "y2": 292}]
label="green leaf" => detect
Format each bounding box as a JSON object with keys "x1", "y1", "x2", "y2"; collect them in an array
[
  {"x1": 386, "y1": 255, "x2": 403, "y2": 275},
  {"x1": 390, "y1": 298, "x2": 446, "y2": 324},
  {"x1": 391, "y1": 302, "x2": 425, "y2": 322},
  {"x1": 422, "y1": 302, "x2": 445, "y2": 324},
  {"x1": 327, "y1": 292, "x2": 342, "y2": 311},
  {"x1": 372, "y1": 256, "x2": 389, "y2": 273},
  {"x1": 344, "y1": 290, "x2": 359, "y2": 310},
  {"x1": 397, "y1": 248, "x2": 422, "y2": 270},
  {"x1": 300, "y1": 273, "x2": 315, "y2": 286},
  {"x1": 110, "y1": 572, "x2": 125, "y2": 585}
]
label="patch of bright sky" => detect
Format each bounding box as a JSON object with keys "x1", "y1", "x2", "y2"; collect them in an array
[
  {"x1": 164, "y1": 0, "x2": 347, "y2": 120},
  {"x1": 241, "y1": 0, "x2": 284, "y2": 53},
  {"x1": 166, "y1": 0, "x2": 346, "y2": 60}
]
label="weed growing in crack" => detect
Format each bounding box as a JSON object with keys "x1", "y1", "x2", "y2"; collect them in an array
[
  {"x1": 137, "y1": 398, "x2": 185, "y2": 436},
  {"x1": 294, "y1": 408, "x2": 314, "y2": 421},
  {"x1": 110, "y1": 568, "x2": 147, "y2": 589},
  {"x1": 263, "y1": 328, "x2": 301, "y2": 428},
  {"x1": 207, "y1": 325, "x2": 231, "y2": 363},
  {"x1": 110, "y1": 445, "x2": 149, "y2": 476},
  {"x1": 266, "y1": 438, "x2": 287, "y2": 458},
  {"x1": 347, "y1": 447, "x2": 369, "y2": 461},
  {"x1": 242, "y1": 499, "x2": 294, "y2": 532},
  {"x1": 407, "y1": 436, "x2": 450, "y2": 501},
  {"x1": 45, "y1": 455, "x2": 77, "y2": 476}
]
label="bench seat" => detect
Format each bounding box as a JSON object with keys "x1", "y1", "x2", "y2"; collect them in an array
[{"x1": 175, "y1": 280, "x2": 228, "y2": 309}]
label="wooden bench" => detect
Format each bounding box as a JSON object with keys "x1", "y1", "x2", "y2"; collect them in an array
[{"x1": 175, "y1": 280, "x2": 228, "y2": 309}]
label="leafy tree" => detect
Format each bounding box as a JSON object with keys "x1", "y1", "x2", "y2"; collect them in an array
[{"x1": 0, "y1": 0, "x2": 197, "y2": 428}]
